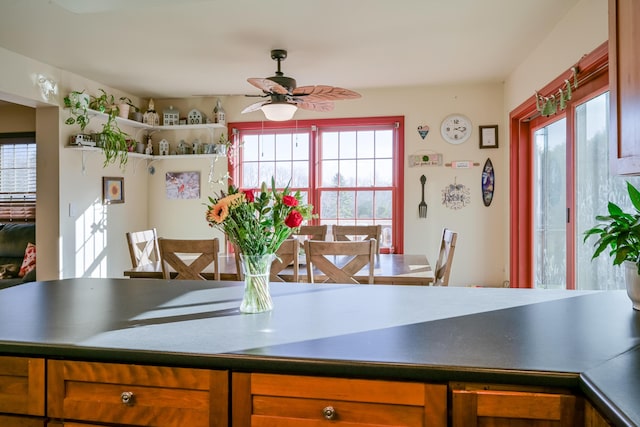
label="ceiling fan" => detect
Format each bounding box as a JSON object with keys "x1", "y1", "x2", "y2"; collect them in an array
[{"x1": 242, "y1": 49, "x2": 361, "y2": 121}]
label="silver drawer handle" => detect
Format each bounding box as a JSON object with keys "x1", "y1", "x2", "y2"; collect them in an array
[
  {"x1": 120, "y1": 391, "x2": 135, "y2": 405},
  {"x1": 322, "y1": 405, "x2": 336, "y2": 420}
]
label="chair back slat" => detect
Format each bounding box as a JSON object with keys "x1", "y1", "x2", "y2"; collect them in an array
[
  {"x1": 293, "y1": 225, "x2": 328, "y2": 241},
  {"x1": 270, "y1": 239, "x2": 300, "y2": 282},
  {"x1": 304, "y1": 239, "x2": 376, "y2": 284},
  {"x1": 158, "y1": 238, "x2": 220, "y2": 280},
  {"x1": 126, "y1": 228, "x2": 160, "y2": 268},
  {"x1": 433, "y1": 228, "x2": 457, "y2": 286},
  {"x1": 331, "y1": 225, "x2": 382, "y2": 253}
]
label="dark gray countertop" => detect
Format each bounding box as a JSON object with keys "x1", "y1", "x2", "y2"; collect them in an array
[{"x1": 0, "y1": 278, "x2": 638, "y2": 426}]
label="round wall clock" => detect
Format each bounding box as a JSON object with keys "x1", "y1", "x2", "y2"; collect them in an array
[{"x1": 440, "y1": 114, "x2": 472, "y2": 144}]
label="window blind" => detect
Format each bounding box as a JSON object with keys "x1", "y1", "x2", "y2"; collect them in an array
[{"x1": 0, "y1": 133, "x2": 36, "y2": 221}]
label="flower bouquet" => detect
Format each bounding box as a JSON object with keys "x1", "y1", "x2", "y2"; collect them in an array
[{"x1": 206, "y1": 179, "x2": 314, "y2": 312}]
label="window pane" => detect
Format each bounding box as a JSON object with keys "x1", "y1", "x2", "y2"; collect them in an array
[
  {"x1": 242, "y1": 135, "x2": 259, "y2": 161},
  {"x1": 292, "y1": 133, "x2": 309, "y2": 160},
  {"x1": 322, "y1": 132, "x2": 339, "y2": 159},
  {"x1": 258, "y1": 162, "x2": 275, "y2": 185},
  {"x1": 356, "y1": 191, "x2": 374, "y2": 219},
  {"x1": 375, "y1": 130, "x2": 394, "y2": 158},
  {"x1": 339, "y1": 160, "x2": 356, "y2": 187},
  {"x1": 339, "y1": 132, "x2": 357, "y2": 158},
  {"x1": 338, "y1": 191, "x2": 355, "y2": 219},
  {"x1": 322, "y1": 160, "x2": 339, "y2": 187},
  {"x1": 375, "y1": 159, "x2": 393, "y2": 186},
  {"x1": 291, "y1": 161, "x2": 309, "y2": 187},
  {"x1": 320, "y1": 191, "x2": 337, "y2": 219},
  {"x1": 260, "y1": 134, "x2": 276, "y2": 161},
  {"x1": 274, "y1": 161, "x2": 291, "y2": 187},
  {"x1": 375, "y1": 191, "x2": 393, "y2": 219},
  {"x1": 357, "y1": 159, "x2": 375, "y2": 186},
  {"x1": 275, "y1": 133, "x2": 292, "y2": 161},
  {"x1": 533, "y1": 119, "x2": 566, "y2": 290},
  {"x1": 242, "y1": 162, "x2": 259, "y2": 188},
  {"x1": 357, "y1": 131, "x2": 374, "y2": 157}
]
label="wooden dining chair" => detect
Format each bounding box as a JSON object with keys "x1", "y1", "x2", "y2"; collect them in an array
[
  {"x1": 331, "y1": 225, "x2": 382, "y2": 253},
  {"x1": 126, "y1": 228, "x2": 161, "y2": 268},
  {"x1": 293, "y1": 225, "x2": 328, "y2": 241},
  {"x1": 158, "y1": 238, "x2": 220, "y2": 280},
  {"x1": 433, "y1": 228, "x2": 457, "y2": 286},
  {"x1": 270, "y1": 238, "x2": 300, "y2": 282},
  {"x1": 304, "y1": 239, "x2": 376, "y2": 284}
]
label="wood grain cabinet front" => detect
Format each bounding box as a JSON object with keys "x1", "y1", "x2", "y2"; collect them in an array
[
  {"x1": 0, "y1": 356, "x2": 45, "y2": 420},
  {"x1": 47, "y1": 360, "x2": 229, "y2": 427},
  {"x1": 609, "y1": 0, "x2": 640, "y2": 175},
  {"x1": 451, "y1": 383, "x2": 582, "y2": 427},
  {"x1": 232, "y1": 372, "x2": 447, "y2": 426}
]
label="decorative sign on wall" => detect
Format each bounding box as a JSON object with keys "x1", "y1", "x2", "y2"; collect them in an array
[
  {"x1": 442, "y1": 178, "x2": 470, "y2": 210},
  {"x1": 165, "y1": 171, "x2": 200, "y2": 200},
  {"x1": 409, "y1": 153, "x2": 443, "y2": 167},
  {"x1": 417, "y1": 124, "x2": 430, "y2": 139}
]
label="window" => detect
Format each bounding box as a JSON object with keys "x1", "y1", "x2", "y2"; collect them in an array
[
  {"x1": 0, "y1": 132, "x2": 36, "y2": 221},
  {"x1": 230, "y1": 116, "x2": 404, "y2": 252}
]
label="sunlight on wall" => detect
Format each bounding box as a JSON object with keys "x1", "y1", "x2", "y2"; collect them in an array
[{"x1": 75, "y1": 197, "x2": 108, "y2": 278}]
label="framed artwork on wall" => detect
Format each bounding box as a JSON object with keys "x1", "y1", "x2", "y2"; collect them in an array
[
  {"x1": 102, "y1": 177, "x2": 124, "y2": 204},
  {"x1": 479, "y1": 125, "x2": 499, "y2": 149}
]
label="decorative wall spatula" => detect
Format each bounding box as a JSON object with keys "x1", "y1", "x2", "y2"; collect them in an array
[{"x1": 419, "y1": 175, "x2": 427, "y2": 218}]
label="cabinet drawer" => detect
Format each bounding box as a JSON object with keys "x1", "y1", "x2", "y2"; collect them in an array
[
  {"x1": 48, "y1": 360, "x2": 228, "y2": 427},
  {"x1": 232, "y1": 373, "x2": 447, "y2": 426},
  {"x1": 0, "y1": 356, "x2": 45, "y2": 416},
  {"x1": 0, "y1": 414, "x2": 45, "y2": 427}
]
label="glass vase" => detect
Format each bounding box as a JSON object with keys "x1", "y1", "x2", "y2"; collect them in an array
[{"x1": 239, "y1": 253, "x2": 275, "y2": 313}]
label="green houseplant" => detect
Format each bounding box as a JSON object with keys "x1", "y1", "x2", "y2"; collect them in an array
[
  {"x1": 97, "y1": 113, "x2": 131, "y2": 168},
  {"x1": 584, "y1": 181, "x2": 640, "y2": 310},
  {"x1": 63, "y1": 90, "x2": 91, "y2": 132}
]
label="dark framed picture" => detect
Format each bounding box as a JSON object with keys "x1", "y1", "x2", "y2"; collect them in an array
[
  {"x1": 479, "y1": 125, "x2": 499, "y2": 149},
  {"x1": 102, "y1": 176, "x2": 124, "y2": 204}
]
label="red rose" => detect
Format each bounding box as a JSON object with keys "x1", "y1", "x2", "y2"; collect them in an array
[
  {"x1": 244, "y1": 189, "x2": 255, "y2": 202},
  {"x1": 284, "y1": 210, "x2": 303, "y2": 228},
  {"x1": 282, "y1": 195, "x2": 298, "y2": 207}
]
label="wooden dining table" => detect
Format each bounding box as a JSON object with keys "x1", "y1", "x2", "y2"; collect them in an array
[{"x1": 124, "y1": 253, "x2": 435, "y2": 286}]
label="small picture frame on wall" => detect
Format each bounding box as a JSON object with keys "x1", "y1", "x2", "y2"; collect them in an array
[
  {"x1": 102, "y1": 177, "x2": 124, "y2": 204},
  {"x1": 479, "y1": 125, "x2": 499, "y2": 149}
]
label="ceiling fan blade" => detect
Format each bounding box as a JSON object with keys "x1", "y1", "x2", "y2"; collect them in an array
[
  {"x1": 247, "y1": 78, "x2": 289, "y2": 95},
  {"x1": 241, "y1": 100, "x2": 269, "y2": 114},
  {"x1": 293, "y1": 85, "x2": 361, "y2": 102},
  {"x1": 295, "y1": 100, "x2": 335, "y2": 112}
]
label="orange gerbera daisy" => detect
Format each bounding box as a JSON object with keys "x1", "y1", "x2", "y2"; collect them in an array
[{"x1": 207, "y1": 201, "x2": 229, "y2": 224}]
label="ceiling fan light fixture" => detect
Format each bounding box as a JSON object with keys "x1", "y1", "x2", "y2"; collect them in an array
[{"x1": 261, "y1": 102, "x2": 297, "y2": 121}]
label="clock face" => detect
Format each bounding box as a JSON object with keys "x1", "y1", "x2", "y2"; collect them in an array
[{"x1": 440, "y1": 114, "x2": 472, "y2": 144}]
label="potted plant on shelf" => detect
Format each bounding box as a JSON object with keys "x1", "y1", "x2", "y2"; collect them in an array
[
  {"x1": 63, "y1": 90, "x2": 91, "y2": 132},
  {"x1": 584, "y1": 181, "x2": 640, "y2": 310},
  {"x1": 90, "y1": 89, "x2": 118, "y2": 116},
  {"x1": 97, "y1": 113, "x2": 131, "y2": 168}
]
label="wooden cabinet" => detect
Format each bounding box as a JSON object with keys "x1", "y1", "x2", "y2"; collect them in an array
[
  {"x1": 0, "y1": 356, "x2": 45, "y2": 425},
  {"x1": 609, "y1": 0, "x2": 640, "y2": 175},
  {"x1": 232, "y1": 372, "x2": 447, "y2": 426},
  {"x1": 47, "y1": 360, "x2": 228, "y2": 427},
  {"x1": 584, "y1": 400, "x2": 613, "y2": 427},
  {"x1": 451, "y1": 383, "x2": 582, "y2": 427}
]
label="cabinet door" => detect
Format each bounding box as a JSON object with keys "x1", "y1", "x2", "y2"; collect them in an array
[
  {"x1": 47, "y1": 360, "x2": 228, "y2": 427},
  {"x1": 0, "y1": 414, "x2": 45, "y2": 427},
  {"x1": 584, "y1": 400, "x2": 612, "y2": 427},
  {"x1": 0, "y1": 356, "x2": 45, "y2": 417},
  {"x1": 232, "y1": 372, "x2": 447, "y2": 426},
  {"x1": 452, "y1": 389, "x2": 580, "y2": 427},
  {"x1": 609, "y1": 0, "x2": 640, "y2": 175}
]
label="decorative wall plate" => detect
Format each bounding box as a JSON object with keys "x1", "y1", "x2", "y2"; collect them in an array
[{"x1": 417, "y1": 125, "x2": 430, "y2": 139}]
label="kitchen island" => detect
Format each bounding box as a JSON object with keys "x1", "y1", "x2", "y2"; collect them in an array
[{"x1": 0, "y1": 278, "x2": 638, "y2": 426}]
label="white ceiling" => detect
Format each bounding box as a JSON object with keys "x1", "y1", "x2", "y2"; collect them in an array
[{"x1": 0, "y1": 0, "x2": 580, "y2": 99}]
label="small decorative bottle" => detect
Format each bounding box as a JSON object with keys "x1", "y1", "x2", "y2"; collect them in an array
[{"x1": 213, "y1": 99, "x2": 226, "y2": 126}]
